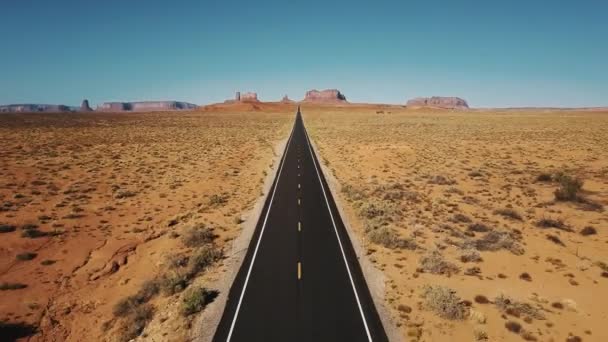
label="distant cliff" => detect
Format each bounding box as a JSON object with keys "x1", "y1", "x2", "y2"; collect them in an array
[
  {"x1": 303, "y1": 89, "x2": 347, "y2": 103},
  {"x1": 406, "y1": 96, "x2": 469, "y2": 109},
  {"x1": 97, "y1": 101, "x2": 197, "y2": 111},
  {"x1": 0, "y1": 104, "x2": 71, "y2": 113}
]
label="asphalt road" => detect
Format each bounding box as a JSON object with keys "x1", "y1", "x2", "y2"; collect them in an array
[{"x1": 213, "y1": 108, "x2": 389, "y2": 342}]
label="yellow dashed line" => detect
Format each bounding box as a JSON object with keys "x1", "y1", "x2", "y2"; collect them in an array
[{"x1": 297, "y1": 262, "x2": 302, "y2": 280}]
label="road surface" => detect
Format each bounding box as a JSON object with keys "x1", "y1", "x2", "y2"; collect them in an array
[{"x1": 213, "y1": 108, "x2": 389, "y2": 342}]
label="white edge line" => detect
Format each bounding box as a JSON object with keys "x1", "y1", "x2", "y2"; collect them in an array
[
  {"x1": 226, "y1": 118, "x2": 297, "y2": 341},
  {"x1": 302, "y1": 120, "x2": 373, "y2": 342}
]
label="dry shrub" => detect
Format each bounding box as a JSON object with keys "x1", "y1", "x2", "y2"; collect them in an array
[
  {"x1": 505, "y1": 321, "x2": 522, "y2": 333},
  {"x1": 419, "y1": 250, "x2": 459, "y2": 275},
  {"x1": 367, "y1": 227, "x2": 417, "y2": 250},
  {"x1": 536, "y1": 217, "x2": 571, "y2": 232},
  {"x1": 116, "y1": 304, "x2": 154, "y2": 342},
  {"x1": 494, "y1": 208, "x2": 523, "y2": 221},
  {"x1": 495, "y1": 294, "x2": 544, "y2": 320},
  {"x1": 580, "y1": 226, "x2": 597, "y2": 236},
  {"x1": 554, "y1": 175, "x2": 583, "y2": 201},
  {"x1": 181, "y1": 224, "x2": 217, "y2": 248},
  {"x1": 546, "y1": 234, "x2": 565, "y2": 246},
  {"x1": 188, "y1": 245, "x2": 224, "y2": 276},
  {"x1": 460, "y1": 249, "x2": 482, "y2": 263},
  {"x1": 421, "y1": 285, "x2": 468, "y2": 320},
  {"x1": 181, "y1": 287, "x2": 219, "y2": 316},
  {"x1": 464, "y1": 230, "x2": 524, "y2": 255}
]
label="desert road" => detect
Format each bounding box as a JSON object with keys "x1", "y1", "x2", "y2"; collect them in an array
[{"x1": 213, "y1": 108, "x2": 389, "y2": 342}]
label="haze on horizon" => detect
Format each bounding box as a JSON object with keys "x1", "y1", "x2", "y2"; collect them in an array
[{"x1": 0, "y1": 0, "x2": 606, "y2": 108}]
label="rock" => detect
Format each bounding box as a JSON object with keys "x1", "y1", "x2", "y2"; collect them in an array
[
  {"x1": 240, "y1": 92, "x2": 259, "y2": 102},
  {"x1": 80, "y1": 99, "x2": 92, "y2": 112},
  {"x1": 97, "y1": 101, "x2": 197, "y2": 112},
  {"x1": 406, "y1": 96, "x2": 469, "y2": 109},
  {"x1": 303, "y1": 89, "x2": 347, "y2": 103},
  {"x1": 281, "y1": 95, "x2": 294, "y2": 103}
]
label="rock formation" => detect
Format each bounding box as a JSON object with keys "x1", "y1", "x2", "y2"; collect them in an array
[
  {"x1": 303, "y1": 89, "x2": 347, "y2": 103},
  {"x1": 0, "y1": 104, "x2": 71, "y2": 113},
  {"x1": 240, "y1": 92, "x2": 259, "y2": 102},
  {"x1": 281, "y1": 95, "x2": 294, "y2": 103},
  {"x1": 80, "y1": 99, "x2": 93, "y2": 112},
  {"x1": 97, "y1": 101, "x2": 197, "y2": 112},
  {"x1": 406, "y1": 96, "x2": 469, "y2": 109}
]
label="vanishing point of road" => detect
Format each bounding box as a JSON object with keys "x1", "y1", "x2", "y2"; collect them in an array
[{"x1": 213, "y1": 108, "x2": 389, "y2": 342}]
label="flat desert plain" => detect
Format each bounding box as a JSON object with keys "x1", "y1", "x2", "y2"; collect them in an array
[
  {"x1": 0, "y1": 110, "x2": 291, "y2": 341},
  {"x1": 305, "y1": 106, "x2": 608, "y2": 342}
]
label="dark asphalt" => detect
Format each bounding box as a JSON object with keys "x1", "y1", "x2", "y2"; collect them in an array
[{"x1": 213, "y1": 108, "x2": 388, "y2": 342}]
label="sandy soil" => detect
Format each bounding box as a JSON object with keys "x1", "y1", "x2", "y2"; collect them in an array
[
  {"x1": 304, "y1": 105, "x2": 608, "y2": 342},
  {"x1": 0, "y1": 109, "x2": 292, "y2": 341}
]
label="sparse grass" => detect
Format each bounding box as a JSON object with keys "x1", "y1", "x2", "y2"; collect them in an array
[
  {"x1": 208, "y1": 193, "x2": 228, "y2": 206},
  {"x1": 181, "y1": 287, "x2": 219, "y2": 316},
  {"x1": 419, "y1": 250, "x2": 459, "y2": 275},
  {"x1": 160, "y1": 273, "x2": 189, "y2": 296},
  {"x1": 0, "y1": 282, "x2": 28, "y2": 290},
  {"x1": 421, "y1": 285, "x2": 468, "y2": 320},
  {"x1": 181, "y1": 224, "x2": 217, "y2": 248}
]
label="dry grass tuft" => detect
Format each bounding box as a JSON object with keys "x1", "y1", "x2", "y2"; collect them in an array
[{"x1": 421, "y1": 285, "x2": 468, "y2": 320}]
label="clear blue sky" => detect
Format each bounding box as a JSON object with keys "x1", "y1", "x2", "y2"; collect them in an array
[{"x1": 1, "y1": 0, "x2": 606, "y2": 107}]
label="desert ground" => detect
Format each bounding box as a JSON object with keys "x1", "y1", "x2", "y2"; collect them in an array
[
  {"x1": 304, "y1": 106, "x2": 608, "y2": 342},
  {"x1": 0, "y1": 109, "x2": 292, "y2": 341}
]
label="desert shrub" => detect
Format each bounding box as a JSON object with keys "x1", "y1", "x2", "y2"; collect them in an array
[
  {"x1": 554, "y1": 175, "x2": 583, "y2": 201},
  {"x1": 208, "y1": 194, "x2": 228, "y2": 206},
  {"x1": 451, "y1": 213, "x2": 471, "y2": 223},
  {"x1": 16, "y1": 252, "x2": 37, "y2": 261},
  {"x1": 134, "y1": 280, "x2": 160, "y2": 303},
  {"x1": 536, "y1": 218, "x2": 571, "y2": 231},
  {"x1": 469, "y1": 231, "x2": 524, "y2": 255},
  {"x1": 474, "y1": 295, "x2": 490, "y2": 304},
  {"x1": 358, "y1": 200, "x2": 396, "y2": 220},
  {"x1": 181, "y1": 224, "x2": 217, "y2": 247},
  {"x1": 546, "y1": 234, "x2": 565, "y2": 246},
  {"x1": 0, "y1": 224, "x2": 16, "y2": 233},
  {"x1": 468, "y1": 223, "x2": 491, "y2": 233},
  {"x1": 428, "y1": 175, "x2": 456, "y2": 185},
  {"x1": 580, "y1": 226, "x2": 597, "y2": 236},
  {"x1": 536, "y1": 173, "x2": 552, "y2": 182},
  {"x1": 505, "y1": 321, "x2": 522, "y2": 333},
  {"x1": 419, "y1": 250, "x2": 459, "y2": 275},
  {"x1": 0, "y1": 282, "x2": 27, "y2": 290},
  {"x1": 421, "y1": 285, "x2": 468, "y2": 320},
  {"x1": 117, "y1": 303, "x2": 154, "y2": 342},
  {"x1": 367, "y1": 227, "x2": 417, "y2": 250},
  {"x1": 181, "y1": 287, "x2": 218, "y2": 316},
  {"x1": 494, "y1": 294, "x2": 544, "y2": 319},
  {"x1": 114, "y1": 190, "x2": 137, "y2": 199},
  {"x1": 460, "y1": 249, "x2": 482, "y2": 263},
  {"x1": 21, "y1": 229, "x2": 47, "y2": 238},
  {"x1": 188, "y1": 245, "x2": 224, "y2": 276},
  {"x1": 494, "y1": 208, "x2": 523, "y2": 221},
  {"x1": 160, "y1": 273, "x2": 189, "y2": 296},
  {"x1": 40, "y1": 259, "x2": 56, "y2": 266},
  {"x1": 342, "y1": 184, "x2": 365, "y2": 201}
]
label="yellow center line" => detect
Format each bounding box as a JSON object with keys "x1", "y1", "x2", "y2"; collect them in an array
[{"x1": 297, "y1": 262, "x2": 302, "y2": 280}]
